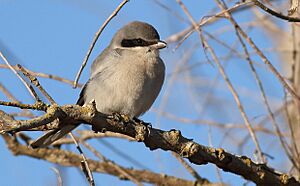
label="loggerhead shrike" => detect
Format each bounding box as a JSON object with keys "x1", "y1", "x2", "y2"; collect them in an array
[{"x1": 31, "y1": 21, "x2": 166, "y2": 148}]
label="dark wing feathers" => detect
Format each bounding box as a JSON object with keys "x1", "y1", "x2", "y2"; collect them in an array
[{"x1": 76, "y1": 81, "x2": 88, "y2": 106}]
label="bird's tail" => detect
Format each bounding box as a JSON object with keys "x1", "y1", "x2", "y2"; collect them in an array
[{"x1": 30, "y1": 125, "x2": 77, "y2": 148}]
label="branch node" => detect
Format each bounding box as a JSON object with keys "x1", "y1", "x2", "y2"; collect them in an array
[
  {"x1": 83, "y1": 101, "x2": 97, "y2": 119},
  {"x1": 134, "y1": 124, "x2": 148, "y2": 142},
  {"x1": 168, "y1": 129, "x2": 181, "y2": 142},
  {"x1": 187, "y1": 143, "x2": 208, "y2": 165},
  {"x1": 257, "y1": 170, "x2": 265, "y2": 180},
  {"x1": 240, "y1": 156, "x2": 252, "y2": 167},
  {"x1": 210, "y1": 148, "x2": 232, "y2": 165},
  {"x1": 280, "y1": 174, "x2": 289, "y2": 184},
  {"x1": 181, "y1": 141, "x2": 194, "y2": 158},
  {"x1": 215, "y1": 148, "x2": 226, "y2": 161}
]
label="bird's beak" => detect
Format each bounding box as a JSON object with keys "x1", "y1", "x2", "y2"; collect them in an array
[{"x1": 153, "y1": 40, "x2": 167, "y2": 49}]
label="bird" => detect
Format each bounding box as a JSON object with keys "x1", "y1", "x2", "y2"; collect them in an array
[{"x1": 31, "y1": 21, "x2": 166, "y2": 148}]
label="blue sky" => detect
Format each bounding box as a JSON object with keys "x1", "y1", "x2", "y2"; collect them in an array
[{"x1": 0, "y1": 1, "x2": 290, "y2": 185}]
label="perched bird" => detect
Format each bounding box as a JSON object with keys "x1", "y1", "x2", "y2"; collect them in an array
[{"x1": 31, "y1": 21, "x2": 166, "y2": 148}]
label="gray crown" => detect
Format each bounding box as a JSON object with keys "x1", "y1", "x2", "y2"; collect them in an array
[{"x1": 110, "y1": 21, "x2": 160, "y2": 46}]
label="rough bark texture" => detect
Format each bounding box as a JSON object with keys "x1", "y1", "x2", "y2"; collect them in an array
[{"x1": 1, "y1": 103, "x2": 299, "y2": 185}]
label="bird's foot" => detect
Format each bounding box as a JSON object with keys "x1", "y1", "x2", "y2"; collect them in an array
[
  {"x1": 133, "y1": 117, "x2": 152, "y2": 141},
  {"x1": 109, "y1": 113, "x2": 131, "y2": 124},
  {"x1": 121, "y1": 114, "x2": 130, "y2": 123},
  {"x1": 133, "y1": 117, "x2": 152, "y2": 129}
]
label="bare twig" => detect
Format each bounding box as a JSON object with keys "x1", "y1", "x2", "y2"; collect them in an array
[
  {"x1": 218, "y1": 1, "x2": 300, "y2": 102},
  {"x1": 0, "y1": 104, "x2": 60, "y2": 134},
  {"x1": 0, "y1": 83, "x2": 19, "y2": 102},
  {"x1": 152, "y1": 0, "x2": 188, "y2": 23},
  {"x1": 97, "y1": 138, "x2": 149, "y2": 170},
  {"x1": 176, "y1": 0, "x2": 265, "y2": 163},
  {"x1": 156, "y1": 45, "x2": 197, "y2": 128},
  {"x1": 53, "y1": 130, "x2": 134, "y2": 145},
  {"x1": 73, "y1": 0, "x2": 129, "y2": 88},
  {"x1": 166, "y1": 1, "x2": 252, "y2": 44},
  {"x1": 168, "y1": 1, "x2": 252, "y2": 49},
  {"x1": 0, "y1": 52, "x2": 40, "y2": 101},
  {"x1": 0, "y1": 100, "x2": 47, "y2": 111},
  {"x1": 69, "y1": 133, "x2": 95, "y2": 186},
  {"x1": 0, "y1": 64, "x2": 82, "y2": 88},
  {"x1": 17, "y1": 64, "x2": 56, "y2": 104},
  {"x1": 152, "y1": 109, "x2": 285, "y2": 136},
  {"x1": 172, "y1": 152, "x2": 210, "y2": 184},
  {"x1": 3, "y1": 134, "x2": 207, "y2": 186},
  {"x1": 207, "y1": 32, "x2": 265, "y2": 163},
  {"x1": 0, "y1": 83, "x2": 35, "y2": 119},
  {"x1": 289, "y1": 24, "x2": 300, "y2": 164},
  {"x1": 50, "y1": 167, "x2": 63, "y2": 186},
  {"x1": 16, "y1": 132, "x2": 32, "y2": 145},
  {"x1": 234, "y1": 27, "x2": 299, "y2": 169},
  {"x1": 82, "y1": 141, "x2": 144, "y2": 186},
  {"x1": 284, "y1": 90, "x2": 300, "y2": 167},
  {"x1": 252, "y1": 0, "x2": 300, "y2": 22}
]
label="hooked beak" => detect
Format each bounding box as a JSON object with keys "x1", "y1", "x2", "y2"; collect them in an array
[{"x1": 152, "y1": 40, "x2": 167, "y2": 49}]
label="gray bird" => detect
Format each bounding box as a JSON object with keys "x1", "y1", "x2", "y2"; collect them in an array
[{"x1": 31, "y1": 21, "x2": 166, "y2": 148}]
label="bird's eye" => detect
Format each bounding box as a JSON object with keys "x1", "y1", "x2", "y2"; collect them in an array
[{"x1": 121, "y1": 38, "x2": 148, "y2": 47}]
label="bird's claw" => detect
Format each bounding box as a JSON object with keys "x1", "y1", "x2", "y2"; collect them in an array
[
  {"x1": 109, "y1": 113, "x2": 130, "y2": 123},
  {"x1": 133, "y1": 117, "x2": 152, "y2": 138},
  {"x1": 133, "y1": 117, "x2": 152, "y2": 128},
  {"x1": 108, "y1": 112, "x2": 120, "y2": 121},
  {"x1": 121, "y1": 114, "x2": 130, "y2": 123}
]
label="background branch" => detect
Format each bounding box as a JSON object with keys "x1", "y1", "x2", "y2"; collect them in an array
[{"x1": 2, "y1": 133, "x2": 217, "y2": 186}]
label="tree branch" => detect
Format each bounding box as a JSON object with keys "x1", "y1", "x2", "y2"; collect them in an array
[
  {"x1": 2, "y1": 134, "x2": 213, "y2": 186},
  {"x1": 0, "y1": 104, "x2": 299, "y2": 185},
  {"x1": 253, "y1": 0, "x2": 300, "y2": 22}
]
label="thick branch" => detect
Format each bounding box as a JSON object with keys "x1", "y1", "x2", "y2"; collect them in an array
[
  {"x1": 2, "y1": 134, "x2": 212, "y2": 186},
  {"x1": 0, "y1": 104, "x2": 299, "y2": 185}
]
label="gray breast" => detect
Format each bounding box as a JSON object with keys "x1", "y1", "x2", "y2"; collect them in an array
[{"x1": 82, "y1": 48, "x2": 165, "y2": 118}]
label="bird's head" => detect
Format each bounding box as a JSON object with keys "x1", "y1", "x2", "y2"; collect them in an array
[{"x1": 110, "y1": 21, "x2": 167, "y2": 52}]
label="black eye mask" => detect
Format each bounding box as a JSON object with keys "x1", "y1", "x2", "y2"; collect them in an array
[{"x1": 121, "y1": 38, "x2": 157, "y2": 47}]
